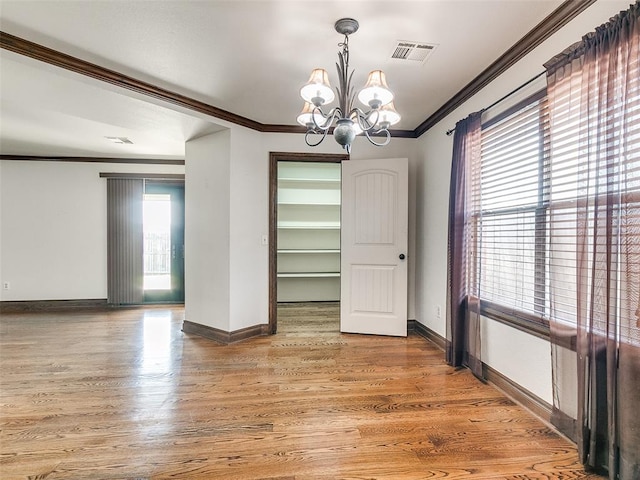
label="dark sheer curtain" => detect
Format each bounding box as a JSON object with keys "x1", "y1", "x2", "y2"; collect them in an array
[
  {"x1": 446, "y1": 111, "x2": 483, "y2": 379},
  {"x1": 546, "y1": 3, "x2": 640, "y2": 478}
]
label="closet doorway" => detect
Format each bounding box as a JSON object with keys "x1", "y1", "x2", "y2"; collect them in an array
[{"x1": 268, "y1": 152, "x2": 348, "y2": 334}]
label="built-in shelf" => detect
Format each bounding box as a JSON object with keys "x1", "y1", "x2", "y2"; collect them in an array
[
  {"x1": 278, "y1": 201, "x2": 340, "y2": 206},
  {"x1": 277, "y1": 221, "x2": 340, "y2": 230},
  {"x1": 278, "y1": 249, "x2": 340, "y2": 254},
  {"x1": 278, "y1": 272, "x2": 340, "y2": 278},
  {"x1": 279, "y1": 177, "x2": 341, "y2": 185},
  {"x1": 277, "y1": 161, "x2": 341, "y2": 302}
]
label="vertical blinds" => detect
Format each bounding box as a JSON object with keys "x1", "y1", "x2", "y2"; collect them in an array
[{"x1": 107, "y1": 178, "x2": 144, "y2": 305}]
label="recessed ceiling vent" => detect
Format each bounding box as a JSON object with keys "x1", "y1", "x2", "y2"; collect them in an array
[
  {"x1": 105, "y1": 136, "x2": 133, "y2": 144},
  {"x1": 391, "y1": 41, "x2": 437, "y2": 64}
]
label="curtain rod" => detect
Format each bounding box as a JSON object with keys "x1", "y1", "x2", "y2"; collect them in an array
[{"x1": 445, "y1": 71, "x2": 546, "y2": 136}]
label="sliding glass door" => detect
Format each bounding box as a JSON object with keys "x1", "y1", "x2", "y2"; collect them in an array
[{"x1": 143, "y1": 183, "x2": 184, "y2": 303}]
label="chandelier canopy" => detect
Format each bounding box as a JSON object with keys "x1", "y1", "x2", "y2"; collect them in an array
[{"x1": 297, "y1": 18, "x2": 400, "y2": 154}]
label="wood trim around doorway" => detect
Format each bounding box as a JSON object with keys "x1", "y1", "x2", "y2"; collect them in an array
[{"x1": 268, "y1": 152, "x2": 349, "y2": 334}]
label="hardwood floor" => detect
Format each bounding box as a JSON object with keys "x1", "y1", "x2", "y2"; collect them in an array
[{"x1": 0, "y1": 303, "x2": 601, "y2": 479}]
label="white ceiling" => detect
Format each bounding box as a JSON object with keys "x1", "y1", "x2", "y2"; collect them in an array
[{"x1": 0, "y1": 0, "x2": 569, "y2": 158}]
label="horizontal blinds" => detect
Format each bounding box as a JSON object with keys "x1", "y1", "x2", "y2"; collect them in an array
[
  {"x1": 547, "y1": 50, "x2": 640, "y2": 344},
  {"x1": 479, "y1": 49, "x2": 640, "y2": 344},
  {"x1": 546, "y1": 67, "x2": 582, "y2": 328},
  {"x1": 477, "y1": 98, "x2": 548, "y2": 320}
]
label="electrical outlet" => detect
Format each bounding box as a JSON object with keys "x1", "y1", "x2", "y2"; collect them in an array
[
  {"x1": 2, "y1": 282, "x2": 9, "y2": 290},
  {"x1": 436, "y1": 305, "x2": 442, "y2": 319}
]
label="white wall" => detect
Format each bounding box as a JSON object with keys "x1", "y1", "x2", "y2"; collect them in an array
[
  {"x1": 228, "y1": 127, "x2": 270, "y2": 330},
  {"x1": 0, "y1": 162, "x2": 3, "y2": 296},
  {"x1": 482, "y1": 318, "x2": 553, "y2": 402},
  {"x1": 413, "y1": 0, "x2": 631, "y2": 404},
  {"x1": 184, "y1": 131, "x2": 231, "y2": 331},
  {"x1": 0, "y1": 159, "x2": 184, "y2": 301}
]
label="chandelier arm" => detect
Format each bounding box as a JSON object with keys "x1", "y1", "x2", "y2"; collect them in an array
[
  {"x1": 365, "y1": 109, "x2": 381, "y2": 128},
  {"x1": 351, "y1": 108, "x2": 369, "y2": 131},
  {"x1": 363, "y1": 127, "x2": 391, "y2": 147},
  {"x1": 351, "y1": 108, "x2": 378, "y2": 133},
  {"x1": 312, "y1": 106, "x2": 341, "y2": 131},
  {"x1": 304, "y1": 126, "x2": 331, "y2": 148}
]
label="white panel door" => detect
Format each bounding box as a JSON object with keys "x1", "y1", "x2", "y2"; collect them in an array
[{"x1": 341, "y1": 158, "x2": 408, "y2": 336}]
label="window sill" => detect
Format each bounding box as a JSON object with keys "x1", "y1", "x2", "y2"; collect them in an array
[{"x1": 480, "y1": 301, "x2": 577, "y2": 351}]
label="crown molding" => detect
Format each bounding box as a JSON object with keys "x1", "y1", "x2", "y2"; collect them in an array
[
  {"x1": 99, "y1": 173, "x2": 185, "y2": 179},
  {"x1": 414, "y1": 0, "x2": 597, "y2": 137},
  {"x1": 0, "y1": 155, "x2": 184, "y2": 165},
  {"x1": 1, "y1": 0, "x2": 598, "y2": 139},
  {"x1": 0, "y1": 31, "x2": 264, "y2": 131},
  {"x1": 0, "y1": 30, "x2": 413, "y2": 138}
]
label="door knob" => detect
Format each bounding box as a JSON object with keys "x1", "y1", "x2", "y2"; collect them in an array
[{"x1": 399, "y1": 254, "x2": 406, "y2": 260}]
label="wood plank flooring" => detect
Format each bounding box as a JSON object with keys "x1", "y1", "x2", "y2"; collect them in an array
[{"x1": 0, "y1": 303, "x2": 602, "y2": 479}]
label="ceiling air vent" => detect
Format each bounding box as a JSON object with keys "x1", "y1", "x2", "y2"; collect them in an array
[
  {"x1": 105, "y1": 136, "x2": 134, "y2": 144},
  {"x1": 391, "y1": 41, "x2": 437, "y2": 64}
]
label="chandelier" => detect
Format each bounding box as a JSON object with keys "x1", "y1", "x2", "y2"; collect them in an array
[{"x1": 296, "y1": 18, "x2": 400, "y2": 154}]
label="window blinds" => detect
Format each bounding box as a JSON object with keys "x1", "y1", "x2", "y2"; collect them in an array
[
  {"x1": 477, "y1": 57, "x2": 640, "y2": 343},
  {"x1": 477, "y1": 95, "x2": 550, "y2": 324},
  {"x1": 107, "y1": 178, "x2": 144, "y2": 305},
  {"x1": 546, "y1": 49, "x2": 640, "y2": 343}
]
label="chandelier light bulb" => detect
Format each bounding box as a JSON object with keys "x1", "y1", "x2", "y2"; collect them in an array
[
  {"x1": 297, "y1": 102, "x2": 326, "y2": 127},
  {"x1": 358, "y1": 70, "x2": 394, "y2": 109},
  {"x1": 376, "y1": 101, "x2": 401, "y2": 129},
  {"x1": 300, "y1": 68, "x2": 335, "y2": 106}
]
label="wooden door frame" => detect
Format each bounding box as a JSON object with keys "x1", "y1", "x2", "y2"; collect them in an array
[{"x1": 268, "y1": 152, "x2": 349, "y2": 334}]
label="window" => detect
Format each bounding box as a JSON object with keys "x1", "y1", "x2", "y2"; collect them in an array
[
  {"x1": 545, "y1": 52, "x2": 640, "y2": 344},
  {"x1": 472, "y1": 90, "x2": 589, "y2": 330},
  {"x1": 475, "y1": 77, "x2": 640, "y2": 345},
  {"x1": 474, "y1": 92, "x2": 550, "y2": 328},
  {"x1": 143, "y1": 193, "x2": 172, "y2": 291}
]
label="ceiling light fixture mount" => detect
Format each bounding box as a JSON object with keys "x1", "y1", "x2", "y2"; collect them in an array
[{"x1": 297, "y1": 18, "x2": 400, "y2": 154}]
